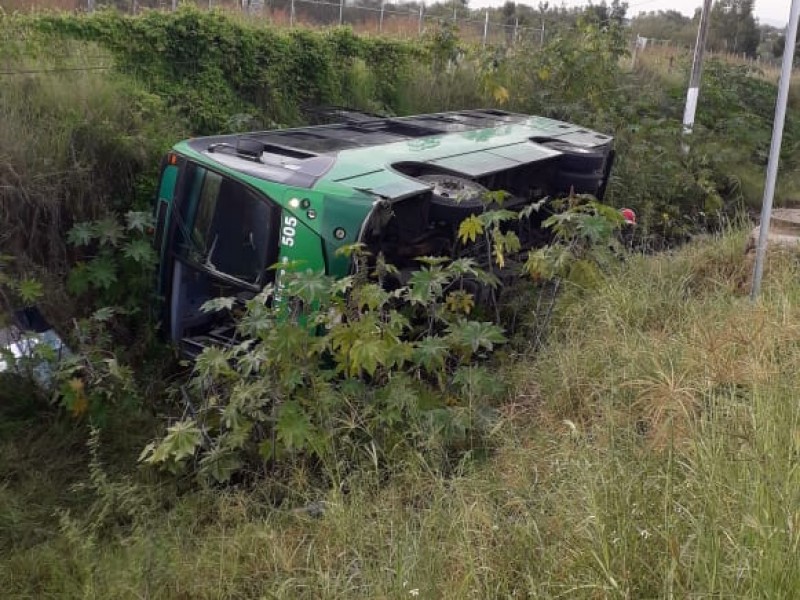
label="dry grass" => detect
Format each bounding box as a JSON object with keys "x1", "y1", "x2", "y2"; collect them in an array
[{"x1": 3, "y1": 231, "x2": 800, "y2": 598}]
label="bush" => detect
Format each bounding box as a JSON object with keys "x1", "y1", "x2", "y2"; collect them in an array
[{"x1": 141, "y1": 251, "x2": 508, "y2": 484}]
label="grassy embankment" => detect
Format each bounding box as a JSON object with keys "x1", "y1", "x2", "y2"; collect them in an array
[
  {"x1": 3, "y1": 232, "x2": 800, "y2": 598},
  {"x1": 1, "y1": 9, "x2": 799, "y2": 598}
]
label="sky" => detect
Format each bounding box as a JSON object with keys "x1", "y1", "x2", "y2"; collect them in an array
[{"x1": 466, "y1": 0, "x2": 792, "y2": 28}]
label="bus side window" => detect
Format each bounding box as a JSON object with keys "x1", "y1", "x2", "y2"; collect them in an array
[{"x1": 178, "y1": 165, "x2": 279, "y2": 286}]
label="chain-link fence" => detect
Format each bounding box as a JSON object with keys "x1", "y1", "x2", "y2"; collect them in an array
[{"x1": 9, "y1": 0, "x2": 554, "y2": 47}]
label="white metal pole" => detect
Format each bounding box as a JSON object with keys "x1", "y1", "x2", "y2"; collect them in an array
[
  {"x1": 751, "y1": 0, "x2": 800, "y2": 300},
  {"x1": 419, "y1": 5, "x2": 423, "y2": 35},
  {"x1": 172, "y1": 0, "x2": 177, "y2": 11},
  {"x1": 339, "y1": 0, "x2": 344, "y2": 25},
  {"x1": 514, "y1": 17, "x2": 518, "y2": 46},
  {"x1": 631, "y1": 34, "x2": 640, "y2": 69},
  {"x1": 682, "y1": 0, "x2": 712, "y2": 135},
  {"x1": 379, "y1": 0, "x2": 384, "y2": 33},
  {"x1": 540, "y1": 19, "x2": 544, "y2": 47},
  {"x1": 290, "y1": 0, "x2": 294, "y2": 25},
  {"x1": 483, "y1": 10, "x2": 489, "y2": 47},
  {"x1": 88, "y1": 0, "x2": 95, "y2": 12}
]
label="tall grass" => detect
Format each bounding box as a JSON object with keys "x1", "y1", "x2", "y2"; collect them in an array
[
  {"x1": 2, "y1": 13, "x2": 799, "y2": 597},
  {"x1": 2, "y1": 231, "x2": 798, "y2": 598},
  {"x1": 0, "y1": 28, "x2": 185, "y2": 322}
]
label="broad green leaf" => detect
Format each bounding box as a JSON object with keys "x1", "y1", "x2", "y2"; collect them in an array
[
  {"x1": 195, "y1": 346, "x2": 233, "y2": 379},
  {"x1": 412, "y1": 336, "x2": 449, "y2": 372},
  {"x1": 446, "y1": 320, "x2": 507, "y2": 355},
  {"x1": 67, "y1": 263, "x2": 92, "y2": 296},
  {"x1": 331, "y1": 275, "x2": 356, "y2": 296},
  {"x1": 161, "y1": 420, "x2": 202, "y2": 462},
  {"x1": 201, "y1": 296, "x2": 236, "y2": 313},
  {"x1": 406, "y1": 267, "x2": 450, "y2": 306},
  {"x1": 479, "y1": 209, "x2": 517, "y2": 227},
  {"x1": 386, "y1": 310, "x2": 410, "y2": 336},
  {"x1": 66, "y1": 222, "x2": 96, "y2": 247},
  {"x1": 91, "y1": 306, "x2": 116, "y2": 322},
  {"x1": 86, "y1": 255, "x2": 117, "y2": 290},
  {"x1": 123, "y1": 239, "x2": 157, "y2": 266},
  {"x1": 447, "y1": 257, "x2": 481, "y2": 278},
  {"x1": 334, "y1": 242, "x2": 369, "y2": 258},
  {"x1": 348, "y1": 337, "x2": 386, "y2": 376},
  {"x1": 383, "y1": 339, "x2": 413, "y2": 370},
  {"x1": 16, "y1": 278, "x2": 43, "y2": 305},
  {"x1": 286, "y1": 270, "x2": 331, "y2": 304},
  {"x1": 523, "y1": 248, "x2": 553, "y2": 281},
  {"x1": 125, "y1": 210, "x2": 154, "y2": 233},
  {"x1": 578, "y1": 214, "x2": 614, "y2": 244},
  {"x1": 458, "y1": 214, "x2": 484, "y2": 244},
  {"x1": 354, "y1": 282, "x2": 389, "y2": 311},
  {"x1": 200, "y1": 447, "x2": 242, "y2": 483},
  {"x1": 94, "y1": 217, "x2": 124, "y2": 247},
  {"x1": 445, "y1": 290, "x2": 475, "y2": 315},
  {"x1": 276, "y1": 401, "x2": 314, "y2": 451},
  {"x1": 269, "y1": 323, "x2": 311, "y2": 361}
]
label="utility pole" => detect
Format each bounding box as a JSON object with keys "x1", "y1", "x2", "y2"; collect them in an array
[
  {"x1": 751, "y1": 0, "x2": 800, "y2": 300},
  {"x1": 682, "y1": 0, "x2": 712, "y2": 135}
]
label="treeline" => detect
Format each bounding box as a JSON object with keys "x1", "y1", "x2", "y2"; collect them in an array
[
  {"x1": 7, "y1": 0, "x2": 628, "y2": 33},
  {"x1": 7, "y1": 0, "x2": 791, "y2": 62},
  {"x1": 631, "y1": 0, "x2": 785, "y2": 60}
]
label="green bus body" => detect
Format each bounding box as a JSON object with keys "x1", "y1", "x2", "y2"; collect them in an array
[{"x1": 153, "y1": 109, "x2": 615, "y2": 356}]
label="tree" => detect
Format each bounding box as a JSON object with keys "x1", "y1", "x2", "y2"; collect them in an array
[
  {"x1": 771, "y1": 20, "x2": 800, "y2": 59},
  {"x1": 631, "y1": 10, "x2": 696, "y2": 46},
  {"x1": 708, "y1": 0, "x2": 760, "y2": 57},
  {"x1": 584, "y1": 0, "x2": 628, "y2": 27}
]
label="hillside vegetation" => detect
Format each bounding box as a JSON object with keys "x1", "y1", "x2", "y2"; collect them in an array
[
  {"x1": 1, "y1": 8, "x2": 799, "y2": 598},
  {"x1": 4, "y1": 232, "x2": 799, "y2": 598}
]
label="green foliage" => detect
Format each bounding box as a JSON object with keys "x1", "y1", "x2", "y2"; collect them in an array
[
  {"x1": 0, "y1": 255, "x2": 44, "y2": 313},
  {"x1": 5, "y1": 233, "x2": 800, "y2": 599},
  {"x1": 142, "y1": 254, "x2": 507, "y2": 483},
  {"x1": 66, "y1": 212, "x2": 157, "y2": 313},
  {"x1": 504, "y1": 19, "x2": 629, "y2": 126},
  {"x1": 33, "y1": 8, "x2": 419, "y2": 133},
  {"x1": 24, "y1": 212, "x2": 162, "y2": 422}
]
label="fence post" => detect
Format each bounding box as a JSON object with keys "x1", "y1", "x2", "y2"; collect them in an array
[
  {"x1": 513, "y1": 17, "x2": 518, "y2": 46},
  {"x1": 419, "y1": 5, "x2": 424, "y2": 36},
  {"x1": 172, "y1": 0, "x2": 177, "y2": 11},
  {"x1": 379, "y1": 0, "x2": 385, "y2": 33},
  {"x1": 540, "y1": 19, "x2": 545, "y2": 47},
  {"x1": 88, "y1": 0, "x2": 95, "y2": 12},
  {"x1": 483, "y1": 10, "x2": 489, "y2": 48},
  {"x1": 290, "y1": 0, "x2": 295, "y2": 26},
  {"x1": 339, "y1": 0, "x2": 344, "y2": 25}
]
